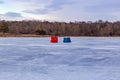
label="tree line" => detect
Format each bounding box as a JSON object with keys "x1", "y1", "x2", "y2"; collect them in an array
[{"x1": 0, "y1": 20, "x2": 120, "y2": 36}]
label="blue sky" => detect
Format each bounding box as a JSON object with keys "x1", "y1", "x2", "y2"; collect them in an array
[{"x1": 0, "y1": 0, "x2": 120, "y2": 22}]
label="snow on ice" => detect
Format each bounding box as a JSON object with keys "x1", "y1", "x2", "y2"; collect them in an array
[{"x1": 0, "y1": 37, "x2": 120, "y2": 80}]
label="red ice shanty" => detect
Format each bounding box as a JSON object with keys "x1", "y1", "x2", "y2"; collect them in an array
[{"x1": 50, "y1": 36, "x2": 58, "y2": 43}]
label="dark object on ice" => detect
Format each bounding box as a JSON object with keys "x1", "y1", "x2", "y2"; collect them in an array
[
  {"x1": 50, "y1": 36, "x2": 58, "y2": 43},
  {"x1": 63, "y1": 37, "x2": 71, "y2": 43}
]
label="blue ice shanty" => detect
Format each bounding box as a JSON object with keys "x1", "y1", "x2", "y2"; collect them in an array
[{"x1": 63, "y1": 37, "x2": 71, "y2": 43}]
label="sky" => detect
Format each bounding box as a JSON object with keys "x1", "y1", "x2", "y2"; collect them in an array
[{"x1": 0, "y1": 0, "x2": 120, "y2": 22}]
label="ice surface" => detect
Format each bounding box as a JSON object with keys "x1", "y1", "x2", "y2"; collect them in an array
[{"x1": 0, "y1": 37, "x2": 120, "y2": 80}]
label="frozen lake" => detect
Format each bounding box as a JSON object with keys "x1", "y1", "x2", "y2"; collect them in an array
[{"x1": 0, "y1": 37, "x2": 120, "y2": 80}]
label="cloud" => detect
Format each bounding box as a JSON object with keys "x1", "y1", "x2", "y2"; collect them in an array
[
  {"x1": 48, "y1": 0, "x2": 74, "y2": 10},
  {"x1": 0, "y1": 12, "x2": 24, "y2": 20},
  {"x1": 85, "y1": 0, "x2": 120, "y2": 13},
  {"x1": 0, "y1": 0, "x2": 4, "y2": 4},
  {"x1": 0, "y1": 12, "x2": 30, "y2": 21},
  {"x1": 23, "y1": 9, "x2": 48, "y2": 14},
  {"x1": 1, "y1": 0, "x2": 120, "y2": 21},
  {"x1": 11, "y1": 0, "x2": 52, "y2": 9},
  {"x1": 1, "y1": 12, "x2": 22, "y2": 17},
  {"x1": 23, "y1": 0, "x2": 76, "y2": 14}
]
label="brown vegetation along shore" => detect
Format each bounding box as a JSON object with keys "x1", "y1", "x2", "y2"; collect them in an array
[
  {"x1": 0, "y1": 33, "x2": 50, "y2": 37},
  {"x1": 1, "y1": 20, "x2": 120, "y2": 37}
]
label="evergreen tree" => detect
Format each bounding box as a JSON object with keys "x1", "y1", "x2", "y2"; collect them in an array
[{"x1": 0, "y1": 21, "x2": 9, "y2": 33}]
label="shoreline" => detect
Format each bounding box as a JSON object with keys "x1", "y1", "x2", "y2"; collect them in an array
[
  {"x1": 0, "y1": 33, "x2": 120, "y2": 37},
  {"x1": 0, "y1": 33, "x2": 50, "y2": 37}
]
